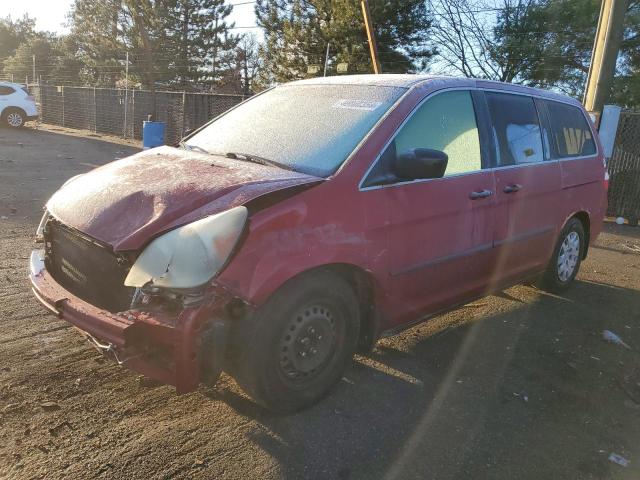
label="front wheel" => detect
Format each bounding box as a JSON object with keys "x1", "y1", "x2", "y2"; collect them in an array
[
  {"x1": 232, "y1": 270, "x2": 360, "y2": 412},
  {"x1": 2, "y1": 108, "x2": 25, "y2": 128},
  {"x1": 540, "y1": 218, "x2": 585, "y2": 293}
]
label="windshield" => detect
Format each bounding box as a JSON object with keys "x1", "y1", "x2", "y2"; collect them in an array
[{"x1": 185, "y1": 84, "x2": 407, "y2": 177}]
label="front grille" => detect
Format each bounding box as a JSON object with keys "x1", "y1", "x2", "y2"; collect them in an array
[{"x1": 45, "y1": 220, "x2": 135, "y2": 312}]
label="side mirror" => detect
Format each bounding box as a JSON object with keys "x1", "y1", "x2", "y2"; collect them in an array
[{"x1": 393, "y1": 148, "x2": 448, "y2": 181}]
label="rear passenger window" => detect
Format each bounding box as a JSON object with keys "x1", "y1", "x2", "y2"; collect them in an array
[
  {"x1": 0, "y1": 86, "x2": 15, "y2": 95},
  {"x1": 394, "y1": 90, "x2": 482, "y2": 176},
  {"x1": 485, "y1": 92, "x2": 544, "y2": 166},
  {"x1": 544, "y1": 101, "x2": 596, "y2": 158}
]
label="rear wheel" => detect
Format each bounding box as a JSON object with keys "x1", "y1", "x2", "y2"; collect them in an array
[
  {"x1": 540, "y1": 218, "x2": 585, "y2": 293},
  {"x1": 232, "y1": 270, "x2": 360, "y2": 412},
  {"x1": 2, "y1": 108, "x2": 25, "y2": 128}
]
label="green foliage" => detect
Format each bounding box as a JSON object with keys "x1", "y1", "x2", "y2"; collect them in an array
[
  {"x1": 492, "y1": 0, "x2": 640, "y2": 101},
  {"x1": 169, "y1": 0, "x2": 240, "y2": 86},
  {"x1": 64, "y1": 0, "x2": 240, "y2": 89},
  {"x1": 611, "y1": 0, "x2": 640, "y2": 108},
  {"x1": 2, "y1": 0, "x2": 639, "y2": 108},
  {"x1": 255, "y1": 0, "x2": 434, "y2": 84},
  {"x1": 0, "y1": 15, "x2": 36, "y2": 61},
  {"x1": 67, "y1": 0, "x2": 126, "y2": 86},
  {"x1": 2, "y1": 34, "x2": 83, "y2": 85}
]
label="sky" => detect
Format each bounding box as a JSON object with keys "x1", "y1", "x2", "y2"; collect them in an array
[{"x1": 5, "y1": 0, "x2": 258, "y2": 34}]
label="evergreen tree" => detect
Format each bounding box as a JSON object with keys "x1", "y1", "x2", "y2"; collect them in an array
[
  {"x1": 169, "y1": 0, "x2": 240, "y2": 89},
  {"x1": 68, "y1": 0, "x2": 125, "y2": 86},
  {"x1": 492, "y1": 0, "x2": 640, "y2": 100},
  {"x1": 255, "y1": 0, "x2": 434, "y2": 84},
  {"x1": 69, "y1": 0, "x2": 240, "y2": 90}
]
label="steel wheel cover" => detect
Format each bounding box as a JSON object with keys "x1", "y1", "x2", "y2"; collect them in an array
[{"x1": 557, "y1": 231, "x2": 580, "y2": 281}]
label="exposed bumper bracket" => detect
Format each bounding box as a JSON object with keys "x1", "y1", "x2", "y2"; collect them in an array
[{"x1": 29, "y1": 249, "x2": 233, "y2": 394}]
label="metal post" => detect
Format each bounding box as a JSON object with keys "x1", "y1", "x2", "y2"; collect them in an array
[
  {"x1": 181, "y1": 91, "x2": 187, "y2": 139},
  {"x1": 93, "y1": 87, "x2": 97, "y2": 133},
  {"x1": 583, "y1": 0, "x2": 628, "y2": 118},
  {"x1": 360, "y1": 0, "x2": 381, "y2": 74},
  {"x1": 123, "y1": 51, "x2": 129, "y2": 138},
  {"x1": 211, "y1": 18, "x2": 219, "y2": 88},
  {"x1": 323, "y1": 42, "x2": 331, "y2": 77}
]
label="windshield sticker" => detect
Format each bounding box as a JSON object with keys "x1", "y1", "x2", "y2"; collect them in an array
[{"x1": 333, "y1": 99, "x2": 383, "y2": 111}]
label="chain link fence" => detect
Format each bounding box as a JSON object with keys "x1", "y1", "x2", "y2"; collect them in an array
[
  {"x1": 607, "y1": 111, "x2": 640, "y2": 224},
  {"x1": 29, "y1": 85, "x2": 246, "y2": 145}
]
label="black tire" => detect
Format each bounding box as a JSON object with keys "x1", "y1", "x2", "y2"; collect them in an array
[
  {"x1": 2, "y1": 108, "x2": 26, "y2": 128},
  {"x1": 540, "y1": 218, "x2": 585, "y2": 293},
  {"x1": 231, "y1": 270, "x2": 360, "y2": 413}
]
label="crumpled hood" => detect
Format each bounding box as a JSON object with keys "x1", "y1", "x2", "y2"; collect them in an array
[{"x1": 47, "y1": 146, "x2": 322, "y2": 251}]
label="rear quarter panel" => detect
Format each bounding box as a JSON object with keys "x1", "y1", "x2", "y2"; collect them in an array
[
  {"x1": 557, "y1": 107, "x2": 607, "y2": 244},
  {"x1": 559, "y1": 154, "x2": 607, "y2": 243}
]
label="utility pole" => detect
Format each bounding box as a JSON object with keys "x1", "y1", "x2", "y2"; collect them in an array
[
  {"x1": 124, "y1": 51, "x2": 129, "y2": 138},
  {"x1": 583, "y1": 0, "x2": 628, "y2": 119},
  {"x1": 360, "y1": 0, "x2": 381, "y2": 74},
  {"x1": 323, "y1": 42, "x2": 330, "y2": 77}
]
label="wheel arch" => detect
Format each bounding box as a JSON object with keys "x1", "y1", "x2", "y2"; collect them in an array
[{"x1": 568, "y1": 211, "x2": 591, "y2": 259}]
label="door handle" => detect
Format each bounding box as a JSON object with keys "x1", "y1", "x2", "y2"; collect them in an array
[
  {"x1": 469, "y1": 189, "x2": 493, "y2": 200},
  {"x1": 503, "y1": 184, "x2": 522, "y2": 193}
]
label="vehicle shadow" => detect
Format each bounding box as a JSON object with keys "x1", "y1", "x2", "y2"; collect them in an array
[{"x1": 209, "y1": 280, "x2": 640, "y2": 480}]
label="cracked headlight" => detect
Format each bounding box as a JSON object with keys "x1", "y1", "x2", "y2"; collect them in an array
[{"x1": 124, "y1": 206, "x2": 248, "y2": 289}]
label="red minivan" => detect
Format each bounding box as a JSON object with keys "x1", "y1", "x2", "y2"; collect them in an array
[{"x1": 30, "y1": 75, "x2": 607, "y2": 411}]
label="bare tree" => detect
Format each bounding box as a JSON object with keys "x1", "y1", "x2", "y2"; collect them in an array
[
  {"x1": 428, "y1": 0, "x2": 535, "y2": 82},
  {"x1": 236, "y1": 34, "x2": 262, "y2": 95}
]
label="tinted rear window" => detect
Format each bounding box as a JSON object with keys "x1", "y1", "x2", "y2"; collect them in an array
[
  {"x1": 544, "y1": 101, "x2": 596, "y2": 158},
  {"x1": 485, "y1": 92, "x2": 544, "y2": 166},
  {"x1": 0, "y1": 86, "x2": 15, "y2": 95}
]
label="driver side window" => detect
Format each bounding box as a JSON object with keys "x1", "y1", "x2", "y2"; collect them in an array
[
  {"x1": 395, "y1": 90, "x2": 482, "y2": 176},
  {"x1": 363, "y1": 90, "x2": 482, "y2": 187}
]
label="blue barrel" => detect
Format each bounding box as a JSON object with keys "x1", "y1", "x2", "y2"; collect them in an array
[{"x1": 142, "y1": 121, "x2": 166, "y2": 149}]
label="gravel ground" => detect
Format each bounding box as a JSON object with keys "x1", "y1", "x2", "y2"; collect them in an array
[{"x1": 1, "y1": 125, "x2": 640, "y2": 480}]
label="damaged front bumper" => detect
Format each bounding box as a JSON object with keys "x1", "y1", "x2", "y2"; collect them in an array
[{"x1": 29, "y1": 249, "x2": 231, "y2": 393}]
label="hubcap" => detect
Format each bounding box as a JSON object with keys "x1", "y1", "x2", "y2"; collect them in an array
[
  {"x1": 557, "y1": 231, "x2": 580, "y2": 282},
  {"x1": 279, "y1": 305, "x2": 336, "y2": 381},
  {"x1": 7, "y1": 112, "x2": 23, "y2": 127}
]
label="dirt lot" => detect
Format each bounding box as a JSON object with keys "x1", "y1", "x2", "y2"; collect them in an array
[{"x1": 1, "y1": 125, "x2": 640, "y2": 480}]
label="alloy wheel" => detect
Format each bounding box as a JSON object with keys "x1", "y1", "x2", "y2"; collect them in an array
[{"x1": 7, "y1": 112, "x2": 23, "y2": 128}]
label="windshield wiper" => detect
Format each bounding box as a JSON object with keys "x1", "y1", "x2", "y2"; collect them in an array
[
  {"x1": 225, "y1": 152, "x2": 295, "y2": 171},
  {"x1": 180, "y1": 142, "x2": 211, "y2": 155}
]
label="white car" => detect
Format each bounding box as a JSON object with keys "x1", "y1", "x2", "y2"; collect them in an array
[{"x1": 0, "y1": 82, "x2": 38, "y2": 128}]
